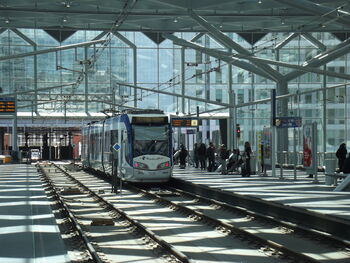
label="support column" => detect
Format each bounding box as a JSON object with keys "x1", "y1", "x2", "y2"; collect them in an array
[
  {"x1": 227, "y1": 49, "x2": 234, "y2": 151},
  {"x1": 250, "y1": 71, "x2": 255, "y2": 147},
  {"x1": 12, "y1": 95, "x2": 18, "y2": 160},
  {"x1": 322, "y1": 65, "x2": 327, "y2": 154},
  {"x1": 133, "y1": 47, "x2": 137, "y2": 108},
  {"x1": 276, "y1": 80, "x2": 289, "y2": 164},
  {"x1": 34, "y1": 45, "x2": 38, "y2": 113},
  {"x1": 181, "y1": 47, "x2": 185, "y2": 114},
  {"x1": 42, "y1": 133, "x2": 48, "y2": 160},
  {"x1": 0, "y1": 127, "x2": 4, "y2": 154},
  {"x1": 271, "y1": 89, "x2": 276, "y2": 177},
  {"x1": 84, "y1": 46, "x2": 89, "y2": 113},
  {"x1": 49, "y1": 128, "x2": 52, "y2": 161},
  {"x1": 232, "y1": 92, "x2": 237, "y2": 149},
  {"x1": 204, "y1": 35, "x2": 210, "y2": 110}
]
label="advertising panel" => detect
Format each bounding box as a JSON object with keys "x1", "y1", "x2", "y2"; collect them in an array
[
  {"x1": 303, "y1": 123, "x2": 313, "y2": 168},
  {"x1": 262, "y1": 127, "x2": 272, "y2": 169}
]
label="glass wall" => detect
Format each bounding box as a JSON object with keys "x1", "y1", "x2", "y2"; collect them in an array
[{"x1": 0, "y1": 29, "x2": 349, "y2": 155}]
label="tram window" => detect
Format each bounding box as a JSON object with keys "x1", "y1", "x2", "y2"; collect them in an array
[{"x1": 133, "y1": 125, "x2": 169, "y2": 157}]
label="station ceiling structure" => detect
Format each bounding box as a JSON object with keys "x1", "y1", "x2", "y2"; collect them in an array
[
  {"x1": 0, "y1": 0, "x2": 349, "y2": 34},
  {"x1": 1, "y1": 0, "x2": 350, "y2": 151}
]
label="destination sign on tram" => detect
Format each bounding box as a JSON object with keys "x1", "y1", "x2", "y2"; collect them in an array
[
  {"x1": 0, "y1": 97, "x2": 15, "y2": 114},
  {"x1": 171, "y1": 117, "x2": 199, "y2": 127}
]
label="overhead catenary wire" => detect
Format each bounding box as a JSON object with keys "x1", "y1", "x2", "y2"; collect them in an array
[
  {"x1": 63, "y1": 0, "x2": 139, "y2": 105},
  {"x1": 125, "y1": 59, "x2": 229, "y2": 106}
]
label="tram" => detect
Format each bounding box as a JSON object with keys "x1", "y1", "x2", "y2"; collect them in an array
[{"x1": 81, "y1": 109, "x2": 172, "y2": 183}]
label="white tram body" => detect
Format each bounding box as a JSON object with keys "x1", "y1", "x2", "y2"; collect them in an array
[{"x1": 81, "y1": 110, "x2": 172, "y2": 183}]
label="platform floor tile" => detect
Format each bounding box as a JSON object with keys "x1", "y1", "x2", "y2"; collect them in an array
[{"x1": 0, "y1": 164, "x2": 69, "y2": 263}]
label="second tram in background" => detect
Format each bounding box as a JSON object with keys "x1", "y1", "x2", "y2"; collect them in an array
[{"x1": 81, "y1": 109, "x2": 173, "y2": 183}]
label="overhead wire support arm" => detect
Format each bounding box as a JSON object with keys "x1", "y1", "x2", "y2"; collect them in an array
[
  {"x1": 67, "y1": 0, "x2": 139, "y2": 104},
  {"x1": 56, "y1": 65, "x2": 83, "y2": 74}
]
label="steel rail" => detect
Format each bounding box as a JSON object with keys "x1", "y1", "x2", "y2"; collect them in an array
[
  {"x1": 37, "y1": 164, "x2": 103, "y2": 263},
  {"x1": 53, "y1": 163, "x2": 194, "y2": 263},
  {"x1": 128, "y1": 184, "x2": 322, "y2": 263},
  {"x1": 75, "y1": 163, "x2": 337, "y2": 262},
  {"x1": 169, "y1": 186, "x2": 350, "y2": 251}
]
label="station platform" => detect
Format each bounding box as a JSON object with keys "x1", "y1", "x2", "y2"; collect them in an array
[
  {"x1": 0, "y1": 164, "x2": 69, "y2": 263},
  {"x1": 173, "y1": 166, "x2": 350, "y2": 222}
]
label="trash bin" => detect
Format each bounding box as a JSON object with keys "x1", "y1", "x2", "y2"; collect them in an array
[
  {"x1": 250, "y1": 155, "x2": 256, "y2": 174},
  {"x1": 325, "y1": 159, "x2": 336, "y2": 174},
  {"x1": 325, "y1": 159, "x2": 336, "y2": 185},
  {"x1": 325, "y1": 175, "x2": 335, "y2": 185}
]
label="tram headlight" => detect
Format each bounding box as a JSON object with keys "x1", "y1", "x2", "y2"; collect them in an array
[
  {"x1": 134, "y1": 161, "x2": 149, "y2": 169},
  {"x1": 157, "y1": 161, "x2": 170, "y2": 169}
]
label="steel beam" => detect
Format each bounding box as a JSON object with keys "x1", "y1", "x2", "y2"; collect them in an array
[
  {"x1": 180, "y1": 33, "x2": 203, "y2": 114},
  {"x1": 163, "y1": 33, "x2": 275, "y2": 81},
  {"x1": 164, "y1": 33, "x2": 350, "y2": 81},
  {"x1": 185, "y1": 81, "x2": 350, "y2": 113},
  {"x1": 17, "y1": 99, "x2": 141, "y2": 111},
  {"x1": 113, "y1": 32, "x2": 136, "y2": 48},
  {"x1": 1, "y1": 83, "x2": 75, "y2": 97},
  {"x1": 0, "y1": 39, "x2": 106, "y2": 62},
  {"x1": 301, "y1": 33, "x2": 326, "y2": 51},
  {"x1": 285, "y1": 38, "x2": 350, "y2": 81},
  {"x1": 10, "y1": 29, "x2": 39, "y2": 114},
  {"x1": 92, "y1": 31, "x2": 108, "y2": 41},
  {"x1": 189, "y1": 9, "x2": 282, "y2": 82},
  {"x1": 275, "y1": 33, "x2": 299, "y2": 50},
  {"x1": 276, "y1": 0, "x2": 350, "y2": 27},
  {"x1": 115, "y1": 81, "x2": 231, "y2": 108},
  {"x1": 111, "y1": 32, "x2": 137, "y2": 107}
]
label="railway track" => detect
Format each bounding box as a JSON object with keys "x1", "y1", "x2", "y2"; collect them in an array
[
  {"x1": 38, "y1": 163, "x2": 191, "y2": 263},
  {"x1": 40, "y1": 162, "x2": 350, "y2": 263},
  {"x1": 157, "y1": 186, "x2": 350, "y2": 263}
]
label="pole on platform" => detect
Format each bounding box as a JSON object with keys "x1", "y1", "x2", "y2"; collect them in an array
[
  {"x1": 271, "y1": 89, "x2": 276, "y2": 177},
  {"x1": 12, "y1": 95, "x2": 18, "y2": 161},
  {"x1": 293, "y1": 127, "x2": 297, "y2": 180},
  {"x1": 312, "y1": 122, "x2": 319, "y2": 183}
]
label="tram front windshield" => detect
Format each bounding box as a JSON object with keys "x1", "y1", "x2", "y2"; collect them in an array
[{"x1": 133, "y1": 125, "x2": 169, "y2": 157}]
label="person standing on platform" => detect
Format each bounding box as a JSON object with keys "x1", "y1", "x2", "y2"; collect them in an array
[
  {"x1": 179, "y1": 144, "x2": 188, "y2": 169},
  {"x1": 219, "y1": 144, "x2": 229, "y2": 174},
  {"x1": 342, "y1": 153, "x2": 350, "y2": 174},
  {"x1": 336, "y1": 143, "x2": 347, "y2": 173},
  {"x1": 206, "y1": 142, "x2": 216, "y2": 172},
  {"x1": 242, "y1": 141, "x2": 252, "y2": 177},
  {"x1": 193, "y1": 143, "x2": 199, "y2": 168},
  {"x1": 198, "y1": 143, "x2": 207, "y2": 170}
]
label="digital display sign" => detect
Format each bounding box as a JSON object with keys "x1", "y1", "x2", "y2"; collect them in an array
[
  {"x1": 132, "y1": 116, "x2": 168, "y2": 124},
  {"x1": 171, "y1": 118, "x2": 199, "y2": 127},
  {"x1": 0, "y1": 97, "x2": 15, "y2": 114},
  {"x1": 275, "y1": 117, "x2": 302, "y2": 128}
]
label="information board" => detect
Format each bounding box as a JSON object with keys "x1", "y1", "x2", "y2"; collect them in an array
[
  {"x1": 171, "y1": 118, "x2": 199, "y2": 127},
  {"x1": 0, "y1": 97, "x2": 15, "y2": 114},
  {"x1": 275, "y1": 116, "x2": 302, "y2": 128}
]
